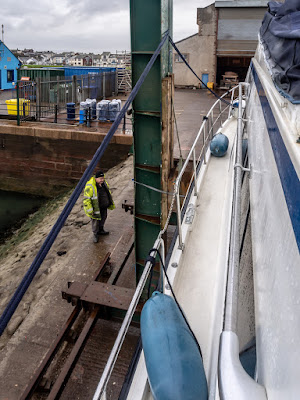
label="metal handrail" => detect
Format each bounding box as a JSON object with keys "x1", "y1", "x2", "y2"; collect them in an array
[
  {"x1": 92, "y1": 86, "x2": 239, "y2": 399},
  {"x1": 218, "y1": 82, "x2": 267, "y2": 400},
  {"x1": 175, "y1": 85, "x2": 239, "y2": 248}
]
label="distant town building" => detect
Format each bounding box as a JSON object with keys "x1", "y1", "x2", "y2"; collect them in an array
[
  {"x1": 69, "y1": 54, "x2": 92, "y2": 67},
  {"x1": 92, "y1": 55, "x2": 102, "y2": 67},
  {"x1": 51, "y1": 54, "x2": 65, "y2": 65},
  {"x1": 0, "y1": 40, "x2": 21, "y2": 89},
  {"x1": 8, "y1": 46, "x2": 131, "y2": 71}
]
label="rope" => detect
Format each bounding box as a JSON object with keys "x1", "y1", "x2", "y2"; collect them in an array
[
  {"x1": 133, "y1": 179, "x2": 184, "y2": 198},
  {"x1": 168, "y1": 36, "x2": 231, "y2": 106},
  {"x1": 146, "y1": 248, "x2": 203, "y2": 358},
  {"x1": 0, "y1": 31, "x2": 169, "y2": 337}
]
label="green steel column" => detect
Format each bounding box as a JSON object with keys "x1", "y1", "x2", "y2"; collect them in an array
[{"x1": 130, "y1": 0, "x2": 173, "y2": 286}]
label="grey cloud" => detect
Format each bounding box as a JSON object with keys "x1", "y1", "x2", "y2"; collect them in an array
[
  {"x1": 1, "y1": 0, "x2": 211, "y2": 53},
  {"x1": 65, "y1": 0, "x2": 128, "y2": 18}
]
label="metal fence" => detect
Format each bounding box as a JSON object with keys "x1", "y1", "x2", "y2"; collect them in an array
[
  {"x1": 0, "y1": 70, "x2": 121, "y2": 126},
  {"x1": 37, "y1": 71, "x2": 117, "y2": 106}
]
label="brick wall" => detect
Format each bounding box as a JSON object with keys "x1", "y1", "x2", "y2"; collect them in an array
[{"x1": 0, "y1": 124, "x2": 132, "y2": 197}]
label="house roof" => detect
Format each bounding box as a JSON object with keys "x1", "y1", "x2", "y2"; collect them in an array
[
  {"x1": 175, "y1": 33, "x2": 198, "y2": 45},
  {"x1": 0, "y1": 40, "x2": 22, "y2": 66}
]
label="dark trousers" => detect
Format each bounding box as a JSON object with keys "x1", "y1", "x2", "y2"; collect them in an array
[{"x1": 91, "y1": 208, "x2": 108, "y2": 234}]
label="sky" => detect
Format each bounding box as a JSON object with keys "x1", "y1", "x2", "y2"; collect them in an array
[{"x1": 1, "y1": 0, "x2": 213, "y2": 54}]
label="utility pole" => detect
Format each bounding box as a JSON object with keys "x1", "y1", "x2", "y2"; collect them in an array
[{"x1": 1, "y1": 25, "x2": 4, "y2": 42}]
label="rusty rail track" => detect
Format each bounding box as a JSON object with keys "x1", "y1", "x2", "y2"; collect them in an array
[{"x1": 21, "y1": 232, "x2": 139, "y2": 400}]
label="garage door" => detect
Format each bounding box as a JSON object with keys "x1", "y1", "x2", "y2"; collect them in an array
[{"x1": 217, "y1": 8, "x2": 266, "y2": 56}]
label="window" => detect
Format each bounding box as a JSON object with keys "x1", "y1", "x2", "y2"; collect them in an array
[
  {"x1": 7, "y1": 57, "x2": 11, "y2": 62},
  {"x1": 7, "y1": 70, "x2": 14, "y2": 82},
  {"x1": 174, "y1": 53, "x2": 189, "y2": 63}
]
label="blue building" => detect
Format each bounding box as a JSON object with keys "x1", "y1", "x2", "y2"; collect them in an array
[{"x1": 0, "y1": 41, "x2": 21, "y2": 90}]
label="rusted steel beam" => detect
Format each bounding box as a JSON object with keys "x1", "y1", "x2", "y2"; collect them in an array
[
  {"x1": 61, "y1": 253, "x2": 111, "y2": 306},
  {"x1": 81, "y1": 282, "x2": 135, "y2": 310},
  {"x1": 108, "y1": 240, "x2": 134, "y2": 286},
  {"x1": 47, "y1": 307, "x2": 100, "y2": 400},
  {"x1": 20, "y1": 306, "x2": 81, "y2": 400},
  {"x1": 21, "y1": 253, "x2": 111, "y2": 399},
  {"x1": 92, "y1": 252, "x2": 111, "y2": 281},
  {"x1": 62, "y1": 282, "x2": 88, "y2": 306}
]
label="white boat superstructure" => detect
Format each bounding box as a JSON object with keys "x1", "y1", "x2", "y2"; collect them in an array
[
  {"x1": 245, "y1": 41, "x2": 300, "y2": 400},
  {"x1": 127, "y1": 115, "x2": 237, "y2": 400}
]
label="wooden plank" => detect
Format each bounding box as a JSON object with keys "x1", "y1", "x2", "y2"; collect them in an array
[{"x1": 161, "y1": 75, "x2": 174, "y2": 228}]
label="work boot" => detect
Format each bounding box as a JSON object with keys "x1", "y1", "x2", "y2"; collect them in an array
[
  {"x1": 93, "y1": 234, "x2": 99, "y2": 243},
  {"x1": 98, "y1": 229, "x2": 109, "y2": 235}
]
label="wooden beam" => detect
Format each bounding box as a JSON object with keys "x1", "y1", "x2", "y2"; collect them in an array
[{"x1": 161, "y1": 75, "x2": 174, "y2": 228}]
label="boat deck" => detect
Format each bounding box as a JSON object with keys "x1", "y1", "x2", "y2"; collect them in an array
[
  {"x1": 174, "y1": 118, "x2": 236, "y2": 397},
  {"x1": 128, "y1": 117, "x2": 237, "y2": 399}
]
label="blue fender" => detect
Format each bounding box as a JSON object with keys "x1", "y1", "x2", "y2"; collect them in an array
[
  {"x1": 210, "y1": 133, "x2": 229, "y2": 157},
  {"x1": 141, "y1": 292, "x2": 208, "y2": 400}
]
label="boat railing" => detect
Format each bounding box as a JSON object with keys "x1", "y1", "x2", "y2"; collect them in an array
[
  {"x1": 92, "y1": 86, "x2": 240, "y2": 399},
  {"x1": 175, "y1": 86, "x2": 239, "y2": 249},
  {"x1": 218, "y1": 83, "x2": 267, "y2": 400}
]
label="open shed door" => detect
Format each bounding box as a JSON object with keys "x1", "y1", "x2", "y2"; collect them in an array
[{"x1": 216, "y1": 7, "x2": 266, "y2": 84}]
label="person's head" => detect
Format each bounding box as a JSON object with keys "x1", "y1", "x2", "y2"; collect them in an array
[{"x1": 95, "y1": 170, "x2": 105, "y2": 184}]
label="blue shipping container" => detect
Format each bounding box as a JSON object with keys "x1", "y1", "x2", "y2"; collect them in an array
[{"x1": 63, "y1": 67, "x2": 116, "y2": 77}]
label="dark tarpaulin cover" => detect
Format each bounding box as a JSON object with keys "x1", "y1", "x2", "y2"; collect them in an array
[{"x1": 260, "y1": 0, "x2": 300, "y2": 103}]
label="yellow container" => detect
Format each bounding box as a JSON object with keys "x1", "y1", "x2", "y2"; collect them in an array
[
  {"x1": 5, "y1": 99, "x2": 30, "y2": 116},
  {"x1": 207, "y1": 82, "x2": 214, "y2": 89}
]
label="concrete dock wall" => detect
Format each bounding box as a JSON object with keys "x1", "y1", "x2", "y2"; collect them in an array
[{"x1": 0, "y1": 124, "x2": 132, "y2": 197}]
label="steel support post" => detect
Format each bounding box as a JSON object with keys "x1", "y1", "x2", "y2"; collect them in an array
[{"x1": 130, "y1": 0, "x2": 173, "y2": 292}]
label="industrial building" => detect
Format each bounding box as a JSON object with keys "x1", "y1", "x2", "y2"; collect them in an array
[{"x1": 174, "y1": 0, "x2": 272, "y2": 88}]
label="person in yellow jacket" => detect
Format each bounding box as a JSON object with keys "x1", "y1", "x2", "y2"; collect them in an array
[{"x1": 83, "y1": 170, "x2": 115, "y2": 243}]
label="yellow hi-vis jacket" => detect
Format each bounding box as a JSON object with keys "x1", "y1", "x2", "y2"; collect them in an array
[{"x1": 83, "y1": 176, "x2": 115, "y2": 220}]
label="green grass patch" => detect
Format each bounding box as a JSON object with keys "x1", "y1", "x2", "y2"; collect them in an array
[
  {"x1": 21, "y1": 65, "x2": 63, "y2": 68},
  {"x1": 0, "y1": 189, "x2": 73, "y2": 261}
]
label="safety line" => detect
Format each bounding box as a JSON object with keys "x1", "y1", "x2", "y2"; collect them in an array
[
  {"x1": 168, "y1": 36, "x2": 231, "y2": 106},
  {"x1": 133, "y1": 179, "x2": 185, "y2": 198},
  {"x1": 0, "y1": 32, "x2": 169, "y2": 336},
  {"x1": 146, "y1": 248, "x2": 203, "y2": 359}
]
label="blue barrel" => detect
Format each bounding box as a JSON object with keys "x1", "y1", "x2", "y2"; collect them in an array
[
  {"x1": 210, "y1": 133, "x2": 229, "y2": 157},
  {"x1": 66, "y1": 102, "x2": 75, "y2": 120},
  {"x1": 141, "y1": 292, "x2": 208, "y2": 400}
]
